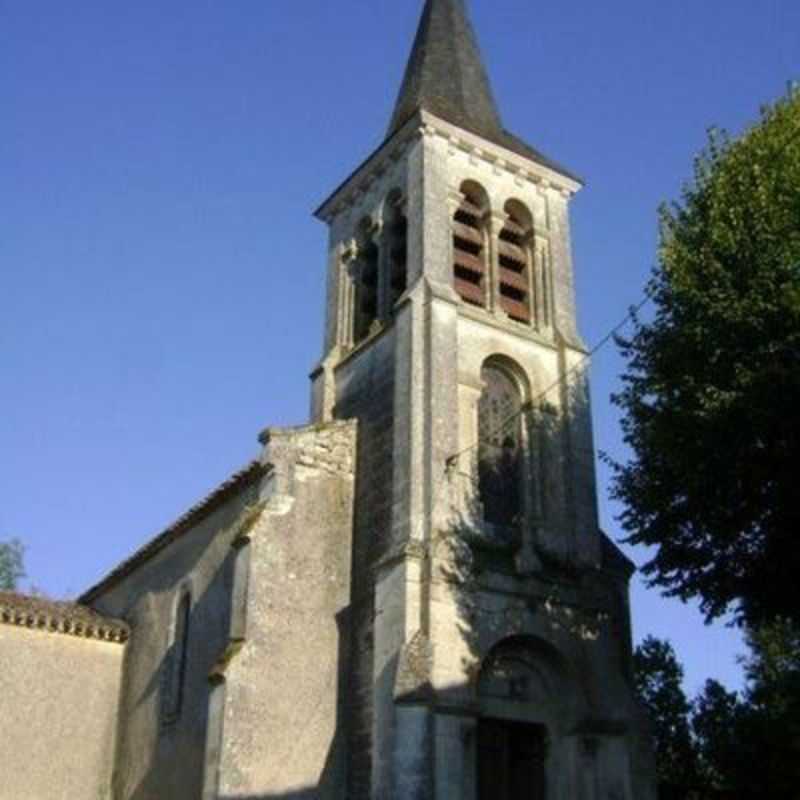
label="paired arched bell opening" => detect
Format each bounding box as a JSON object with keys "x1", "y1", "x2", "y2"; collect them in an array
[
  {"x1": 452, "y1": 181, "x2": 543, "y2": 327},
  {"x1": 349, "y1": 189, "x2": 409, "y2": 347}
]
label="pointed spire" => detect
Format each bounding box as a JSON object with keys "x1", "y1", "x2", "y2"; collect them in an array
[
  {"x1": 388, "y1": 0, "x2": 502, "y2": 141},
  {"x1": 387, "y1": 0, "x2": 580, "y2": 182}
]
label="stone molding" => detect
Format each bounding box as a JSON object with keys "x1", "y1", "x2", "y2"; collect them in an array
[
  {"x1": 315, "y1": 109, "x2": 582, "y2": 224},
  {"x1": 394, "y1": 630, "x2": 434, "y2": 703},
  {"x1": 426, "y1": 111, "x2": 582, "y2": 194}
]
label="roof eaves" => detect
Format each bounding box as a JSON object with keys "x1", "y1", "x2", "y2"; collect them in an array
[
  {"x1": 499, "y1": 129, "x2": 584, "y2": 187},
  {"x1": 0, "y1": 592, "x2": 130, "y2": 644},
  {"x1": 314, "y1": 115, "x2": 421, "y2": 222},
  {"x1": 600, "y1": 532, "x2": 637, "y2": 577},
  {"x1": 79, "y1": 460, "x2": 269, "y2": 605}
]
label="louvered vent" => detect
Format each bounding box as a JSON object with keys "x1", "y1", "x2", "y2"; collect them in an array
[
  {"x1": 498, "y1": 209, "x2": 531, "y2": 324},
  {"x1": 388, "y1": 204, "x2": 408, "y2": 308},
  {"x1": 354, "y1": 239, "x2": 379, "y2": 343},
  {"x1": 453, "y1": 193, "x2": 487, "y2": 307}
]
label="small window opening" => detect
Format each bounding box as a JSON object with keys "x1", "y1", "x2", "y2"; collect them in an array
[
  {"x1": 498, "y1": 202, "x2": 533, "y2": 324},
  {"x1": 162, "y1": 591, "x2": 191, "y2": 727},
  {"x1": 354, "y1": 221, "x2": 379, "y2": 343},
  {"x1": 387, "y1": 197, "x2": 408, "y2": 308},
  {"x1": 453, "y1": 183, "x2": 489, "y2": 308}
]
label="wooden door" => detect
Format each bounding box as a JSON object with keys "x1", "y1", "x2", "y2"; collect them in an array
[{"x1": 478, "y1": 719, "x2": 546, "y2": 800}]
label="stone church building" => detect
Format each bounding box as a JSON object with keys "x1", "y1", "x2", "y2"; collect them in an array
[{"x1": 0, "y1": 1, "x2": 656, "y2": 798}]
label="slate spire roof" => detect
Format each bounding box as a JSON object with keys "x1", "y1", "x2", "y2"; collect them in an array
[
  {"x1": 388, "y1": 0, "x2": 579, "y2": 181},
  {"x1": 388, "y1": 0, "x2": 502, "y2": 141}
]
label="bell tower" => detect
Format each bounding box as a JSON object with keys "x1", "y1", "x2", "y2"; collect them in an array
[{"x1": 311, "y1": 1, "x2": 657, "y2": 798}]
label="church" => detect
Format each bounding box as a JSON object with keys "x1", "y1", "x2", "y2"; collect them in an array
[{"x1": 0, "y1": 1, "x2": 656, "y2": 798}]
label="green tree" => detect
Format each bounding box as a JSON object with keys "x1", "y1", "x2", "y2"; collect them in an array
[
  {"x1": 736, "y1": 619, "x2": 800, "y2": 798},
  {"x1": 633, "y1": 636, "x2": 698, "y2": 789},
  {"x1": 688, "y1": 620, "x2": 800, "y2": 799},
  {"x1": 0, "y1": 538, "x2": 25, "y2": 591},
  {"x1": 691, "y1": 679, "x2": 743, "y2": 792},
  {"x1": 610, "y1": 89, "x2": 800, "y2": 627}
]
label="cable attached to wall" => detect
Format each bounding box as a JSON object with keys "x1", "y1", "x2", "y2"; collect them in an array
[{"x1": 444, "y1": 288, "x2": 653, "y2": 471}]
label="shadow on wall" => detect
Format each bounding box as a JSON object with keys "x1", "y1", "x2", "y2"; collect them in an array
[
  {"x1": 119, "y1": 369, "x2": 645, "y2": 799},
  {"x1": 116, "y1": 504, "x2": 265, "y2": 800},
  {"x1": 121, "y1": 500, "x2": 349, "y2": 800},
  {"x1": 438, "y1": 367, "x2": 615, "y2": 668},
  {"x1": 122, "y1": 549, "x2": 234, "y2": 800},
  {"x1": 225, "y1": 794, "x2": 319, "y2": 800}
]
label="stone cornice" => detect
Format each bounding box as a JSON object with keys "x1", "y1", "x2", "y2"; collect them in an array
[
  {"x1": 455, "y1": 302, "x2": 563, "y2": 353},
  {"x1": 0, "y1": 592, "x2": 130, "y2": 644},
  {"x1": 419, "y1": 110, "x2": 583, "y2": 196},
  {"x1": 314, "y1": 110, "x2": 582, "y2": 225},
  {"x1": 314, "y1": 116, "x2": 420, "y2": 224}
]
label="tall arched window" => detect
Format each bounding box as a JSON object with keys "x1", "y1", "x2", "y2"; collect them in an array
[
  {"x1": 453, "y1": 181, "x2": 489, "y2": 308},
  {"x1": 353, "y1": 218, "x2": 379, "y2": 343},
  {"x1": 162, "y1": 590, "x2": 191, "y2": 726},
  {"x1": 497, "y1": 200, "x2": 533, "y2": 324},
  {"x1": 386, "y1": 192, "x2": 408, "y2": 310},
  {"x1": 477, "y1": 360, "x2": 524, "y2": 528}
]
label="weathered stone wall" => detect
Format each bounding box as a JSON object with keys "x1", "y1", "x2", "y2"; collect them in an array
[
  {"x1": 0, "y1": 626, "x2": 124, "y2": 800},
  {"x1": 312, "y1": 105, "x2": 655, "y2": 799},
  {"x1": 88, "y1": 473, "x2": 262, "y2": 800},
  {"x1": 333, "y1": 332, "x2": 396, "y2": 800},
  {"x1": 217, "y1": 420, "x2": 356, "y2": 798},
  {"x1": 425, "y1": 553, "x2": 654, "y2": 800}
]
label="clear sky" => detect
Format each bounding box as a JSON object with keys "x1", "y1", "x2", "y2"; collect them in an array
[{"x1": 2, "y1": 0, "x2": 798, "y2": 696}]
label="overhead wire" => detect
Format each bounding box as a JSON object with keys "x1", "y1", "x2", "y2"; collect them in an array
[
  {"x1": 413, "y1": 285, "x2": 655, "y2": 552},
  {"x1": 444, "y1": 288, "x2": 654, "y2": 471}
]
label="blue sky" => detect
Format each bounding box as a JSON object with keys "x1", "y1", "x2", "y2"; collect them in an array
[{"x1": 2, "y1": 0, "x2": 798, "y2": 695}]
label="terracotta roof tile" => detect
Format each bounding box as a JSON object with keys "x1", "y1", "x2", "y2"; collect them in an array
[
  {"x1": 80, "y1": 460, "x2": 269, "y2": 604},
  {"x1": 0, "y1": 592, "x2": 130, "y2": 643}
]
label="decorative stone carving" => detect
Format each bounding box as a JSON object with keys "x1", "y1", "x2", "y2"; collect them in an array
[
  {"x1": 477, "y1": 639, "x2": 552, "y2": 703},
  {"x1": 394, "y1": 630, "x2": 434, "y2": 703}
]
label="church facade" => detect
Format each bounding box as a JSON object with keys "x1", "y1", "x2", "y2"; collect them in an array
[{"x1": 0, "y1": 2, "x2": 656, "y2": 798}]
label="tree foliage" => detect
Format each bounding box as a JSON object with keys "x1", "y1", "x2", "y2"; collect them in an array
[
  {"x1": 636, "y1": 626, "x2": 800, "y2": 799},
  {"x1": 633, "y1": 636, "x2": 698, "y2": 786},
  {"x1": 692, "y1": 679, "x2": 744, "y2": 792},
  {"x1": 611, "y1": 89, "x2": 800, "y2": 627},
  {"x1": 735, "y1": 619, "x2": 800, "y2": 797},
  {"x1": 0, "y1": 538, "x2": 25, "y2": 591}
]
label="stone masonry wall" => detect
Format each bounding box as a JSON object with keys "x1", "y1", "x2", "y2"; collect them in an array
[
  {"x1": 333, "y1": 328, "x2": 396, "y2": 800},
  {"x1": 89, "y1": 474, "x2": 262, "y2": 800},
  {"x1": 0, "y1": 626, "x2": 124, "y2": 800},
  {"x1": 217, "y1": 420, "x2": 357, "y2": 798}
]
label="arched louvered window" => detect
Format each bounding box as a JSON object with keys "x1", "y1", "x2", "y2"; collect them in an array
[
  {"x1": 497, "y1": 200, "x2": 533, "y2": 324},
  {"x1": 386, "y1": 193, "x2": 408, "y2": 309},
  {"x1": 162, "y1": 590, "x2": 191, "y2": 726},
  {"x1": 354, "y1": 219, "x2": 379, "y2": 343},
  {"x1": 478, "y1": 361, "x2": 524, "y2": 528},
  {"x1": 453, "y1": 182, "x2": 489, "y2": 308}
]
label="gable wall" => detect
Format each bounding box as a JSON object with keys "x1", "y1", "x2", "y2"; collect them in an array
[
  {"x1": 217, "y1": 421, "x2": 357, "y2": 799},
  {"x1": 89, "y1": 476, "x2": 262, "y2": 800},
  {"x1": 0, "y1": 626, "x2": 124, "y2": 800}
]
